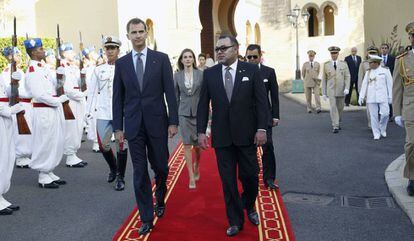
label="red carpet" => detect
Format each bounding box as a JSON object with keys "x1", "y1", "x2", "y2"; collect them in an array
[{"x1": 112, "y1": 144, "x2": 295, "y2": 241}]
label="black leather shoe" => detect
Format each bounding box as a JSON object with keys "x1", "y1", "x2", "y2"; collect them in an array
[
  {"x1": 0, "y1": 208, "x2": 13, "y2": 215},
  {"x1": 226, "y1": 225, "x2": 243, "y2": 236},
  {"x1": 407, "y1": 180, "x2": 414, "y2": 196},
  {"x1": 53, "y1": 179, "x2": 67, "y2": 185},
  {"x1": 107, "y1": 172, "x2": 117, "y2": 183},
  {"x1": 8, "y1": 204, "x2": 20, "y2": 211},
  {"x1": 66, "y1": 162, "x2": 86, "y2": 168},
  {"x1": 316, "y1": 109, "x2": 321, "y2": 114},
  {"x1": 265, "y1": 179, "x2": 279, "y2": 190},
  {"x1": 338, "y1": 126, "x2": 342, "y2": 130},
  {"x1": 39, "y1": 182, "x2": 59, "y2": 189},
  {"x1": 138, "y1": 222, "x2": 154, "y2": 235},
  {"x1": 155, "y1": 203, "x2": 165, "y2": 218},
  {"x1": 114, "y1": 176, "x2": 125, "y2": 191},
  {"x1": 16, "y1": 165, "x2": 29, "y2": 168},
  {"x1": 247, "y1": 210, "x2": 259, "y2": 226},
  {"x1": 332, "y1": 128, "x2": 339, "y2": 133}
]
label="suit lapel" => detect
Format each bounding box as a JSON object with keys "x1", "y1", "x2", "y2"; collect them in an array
[
  {"x1": 231, "y1": 61, "x2": 243, "y2": 103},
  {"x1": 142, "y1": 49, "x2": 154, "y2": 92},
  {"x1": 126, "y1": 52, "x2": 141, "y2": 92}
]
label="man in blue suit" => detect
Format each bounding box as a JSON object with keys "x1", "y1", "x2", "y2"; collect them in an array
[{"x1": 112, "y1": 18, "x2": 178, "y2": 235}]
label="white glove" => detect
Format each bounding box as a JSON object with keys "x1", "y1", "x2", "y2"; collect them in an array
[
  {"x1": 388, "y1": 98, "x2": 392, "y2": 104},
  {"x1": 80, "y1": 68, "x2": 87, "y2": 75},
  {"x1": 322, "y1": 95, "x2": 328, "y2": 101},
  {"x1": 11, "y1": 71, "x2": 22, "y2": 81},
  {"x1": 343, "y1": 89, "x2": 349, "y2": 95},
  {"x1": 395, "y1": 116, "x2": 404, "y2": 128},
  {"x1": 358, "y1": 98, "x2": 364, "y2": 106},
  {"x1": 56, "y1": 66, "x2": 65, "y2": 75},
  {"x1": 11, "y1": 103, "x2": 24, "y2": 114},
  {"x1": 58, "y1": 95, "x2": 69, "y2": 103}
]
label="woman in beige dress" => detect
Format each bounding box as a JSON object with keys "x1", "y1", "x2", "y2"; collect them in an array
[{"x1": 174, "y1": 49, "x2": 203, "y2": 189}]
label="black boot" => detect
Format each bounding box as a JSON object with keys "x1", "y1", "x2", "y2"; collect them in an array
[
  {"x1": 102, "y1": 149, "x2": 117, "y2": 183},
  {"x1": 115, "y1": 149, "x2": 128, "y2": 191}
]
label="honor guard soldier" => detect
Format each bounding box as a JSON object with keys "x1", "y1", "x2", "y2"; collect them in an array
[
  {"x1": 86, "y1": 36, "x2": 128, "y2": 190},
  {"x1": 0, "y1": 65, "x2": 24, "y2": 215},
  {"x1": 44, "y1": 48, "x2": 56, "y2": 71},
  {"x1": 1, "y1": 47, "x2": 32, "y2": 168},
  {"x1": 358, "y1": 55, "x2": 393, "y2": 140},
  {"x1": 393, "y1": 21, "x2": 414, "y2": 196},
  {"x1": 24, "y1": 38, "x2": 68, "y2": 188},
  {"x1": 302, "y1": 50, "x2": 321, "y2": 113},
  {"x1": 60, "y1": 43, "x2": 88, "y2": 167},
  {"x1": 82, "y1": 46, "x2": 100, "y2": 152},
  {"x1": 322, "y1": 46, "x2": 351, "y2": 133}
]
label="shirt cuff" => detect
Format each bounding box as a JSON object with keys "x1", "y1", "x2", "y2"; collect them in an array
[{"x1": 257, "y1": 129, "x2": 266, "y2": 132}]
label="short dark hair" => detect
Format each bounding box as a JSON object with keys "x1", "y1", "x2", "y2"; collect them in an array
[
  {"x1": 126, "y1": 18, "x2": 147, "y2": 33},
  {"x1": 198, "y1": 53, "x2": 206, "y2": 59},
  {"x1": 381, "y1": 43, "x2": 390, "y2": 49},
  {"x1": 246, "y1": 44, "x2": 261, "y2": 55},
  {"x1": 218, "y1": 35, "x2": 239, "y2": 47},
  {"x1": 177, "y1": 48, "x2": 197, "y2": 71}
]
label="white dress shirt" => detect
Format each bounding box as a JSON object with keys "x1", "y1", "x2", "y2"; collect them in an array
[
  {"x1": 222, "y1": 59, "x2": 238, "y2": 86},
  {"x1": 132, "y1": 47, "x2": 147, "y2": 73}
]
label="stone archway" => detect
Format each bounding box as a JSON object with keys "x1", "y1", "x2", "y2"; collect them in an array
[{"x1": 199, "y1": 0, "x2": 239, "y2": 59}]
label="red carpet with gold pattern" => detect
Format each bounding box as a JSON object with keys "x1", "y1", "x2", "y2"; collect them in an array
[{"x1": 112, "y1": 143, "x2": 295, "y2": 241}]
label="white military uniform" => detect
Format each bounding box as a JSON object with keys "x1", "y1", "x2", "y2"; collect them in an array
[
  {"x1": 0, "y1": 76, "x2": 16, "y2": 211},
  {"x1": 26, "y1": 60, "x2": 65, "y2": 184},
  {"x1": 1, "y1": 65, "x2": 33, "y2": 167},
  {"x1": 360, "y1": 66, "x2": 393, "y2": 139},
  {"x1": 84, "y1": 64, "x2": 99, "y2": 151},
  {"x1": 61, "y1": 60, "x2": 86, "y2": 165}
]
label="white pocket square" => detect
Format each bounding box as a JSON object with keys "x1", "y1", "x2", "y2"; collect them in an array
[
  {"x1": 263, "y1": 78, "x2": 269, "y2": 83},
  {"x1": 242, "y1": 77, "x2": 249, "y2": 81}
]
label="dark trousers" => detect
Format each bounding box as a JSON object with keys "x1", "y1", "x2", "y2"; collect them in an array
[
  {"x1": 214, "y1": 144, "x2": 259, "y2": 227},
  {"x1": 262, "y1": 127, "x2": 276, "y2": 182},
  {"x1": 128, "y1": 124, "x2": 169, "y2": 222},
  {"x1": 345, "y1": 80, "x2": 359, "y2": 105},
  {"x1": 389, "y1": 104, "x2": 393, "y2": 118}
]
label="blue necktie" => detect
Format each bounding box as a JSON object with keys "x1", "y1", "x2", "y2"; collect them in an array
[{"x1": 135, "y1": 52, "x2": 144, "y2": 90}]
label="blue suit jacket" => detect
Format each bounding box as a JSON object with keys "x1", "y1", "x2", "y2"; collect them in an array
[{"x1": 112, "y1": 49, "x2": 178, "y2": 140}]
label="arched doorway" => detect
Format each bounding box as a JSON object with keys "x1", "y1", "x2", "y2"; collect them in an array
[{"x1": 199, "y1": 0, "x2": 239, "y2": 59}]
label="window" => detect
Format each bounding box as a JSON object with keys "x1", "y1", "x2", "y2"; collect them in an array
[
  {"x1": 254, "y1": 23, "x2": 261, "y2": 44},
  {"x1": 324, "y1": 6, "x2": 334, "y2": 36},
  {"x1": 307, "y1": 7, "x2": 319, "y2": 37}
]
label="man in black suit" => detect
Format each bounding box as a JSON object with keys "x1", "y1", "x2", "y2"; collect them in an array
[
  {"x1": 197, "y1": 35, "x2": 268, "y2": 236},
  {"x1": 380, "y1": 43, "x2": 396, "y2": 119},
  {"x1": 344, "y1": 47, "x2": 362, "y2": 106},
  {"x1": 112, "y1": 18, "x2": 178, "y2": 235},
  {"x1": 245, "y1": 44, "x2": 279, "y2": 190}
]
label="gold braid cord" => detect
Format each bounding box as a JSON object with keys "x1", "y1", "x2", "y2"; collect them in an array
[{"x1": 400, "y1": 57, "x2": 414, "y2": 86}]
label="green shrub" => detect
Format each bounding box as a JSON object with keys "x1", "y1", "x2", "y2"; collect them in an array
[{"x1": 0, "y1": 37, "x2": 56, "y2": 71}]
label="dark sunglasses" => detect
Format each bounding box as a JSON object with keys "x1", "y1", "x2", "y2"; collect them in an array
[
  {"x1": 246, "y1": 55, "x2": 259, "y2": 60},
  {"x1": 215, "y1": 45, "x2": 234, "y2": 53}
]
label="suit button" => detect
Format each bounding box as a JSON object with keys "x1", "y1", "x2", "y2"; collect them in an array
[{"x1": 98, "y1": 92, "x2": 100, "y2": 94}]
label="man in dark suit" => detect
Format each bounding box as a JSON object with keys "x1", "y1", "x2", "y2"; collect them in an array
[
  {"x1": 197, "y1": 35, "x2": 268, "y2": 236},
  {"x1": 112, "y1": 18, "x2": 178, "y2": 235},
  {"x1": 381, "y1": 43, "x2": 396, "y2": 119},
  {"x1": 344, "y1": 47, "x2": 362, "y2": 106},
  {"x1": 245, "y1": 44, "x2": 279, "y2": 190}
]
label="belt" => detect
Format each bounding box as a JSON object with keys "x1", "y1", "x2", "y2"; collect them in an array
[
  {"x1": 74, "y1": 87, "x2": 80, "y2": 90},
  {"x1": 19, "y1": 98, "x2": 32, "y2": 103},
  {"x1": 33, "y1": 103, "x2": 53, "y2": 108},
  {"x1": 0, "y1": 98, "x2": 9, "y2": 102}
]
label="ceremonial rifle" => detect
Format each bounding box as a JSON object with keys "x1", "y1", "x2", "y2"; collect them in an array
[
  {"x1": 79, "y1": 31, "x2": 87, "y2": 92},
  {"x1": 56, "y1": 24, "x2": 75, "y2": 120},
  {"x1": 10, "y1": 17, "x2": 31, "y2": 135}
]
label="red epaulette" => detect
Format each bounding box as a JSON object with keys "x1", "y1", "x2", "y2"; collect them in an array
[
  {"x1": 37, "y1": 63, "x2": 42, "y2": 67},
  {"x1": 29, "y1": 66, "x2": 35, "y2": 72},
  {"x1": 61, "y1": 64, "x2": 64, "y2": 67}
]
